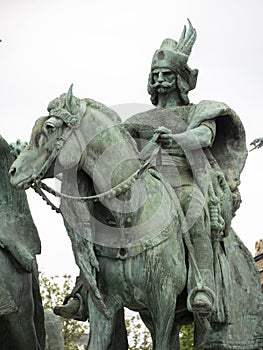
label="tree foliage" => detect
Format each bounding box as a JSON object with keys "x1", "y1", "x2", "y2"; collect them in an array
[
  {"x1": 126, "y1": 313, "x2": 152, "y2": 349},
  {"x1": 180, "y1": 324, "x2": 196, "y2": 350}
]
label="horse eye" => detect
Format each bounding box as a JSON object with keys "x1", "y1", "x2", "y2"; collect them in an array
[{"x1": 45, "y1": 122, "x2": 56, "y2": 133}]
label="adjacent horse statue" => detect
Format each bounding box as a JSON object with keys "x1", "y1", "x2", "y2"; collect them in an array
[
  {"x1": 9, "y1": 87, "x2": 263, "y2": 350},
  {"x1": 9, "y1": 87, "x2": 187, "y2": 350},
  {"x1": 0, "y1": 135, "x2": 45, "y2": 350}
]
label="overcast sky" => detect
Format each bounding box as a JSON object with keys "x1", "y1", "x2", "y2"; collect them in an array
[{"x1": 1, "y1": 0, "x2": 263, "y2": 277}]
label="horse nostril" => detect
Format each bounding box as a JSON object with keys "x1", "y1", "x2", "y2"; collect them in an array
[{"x1": 9, "y1": 167, "x2": 16, "y2": 177}]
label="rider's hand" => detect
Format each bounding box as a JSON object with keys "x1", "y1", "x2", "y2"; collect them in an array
[{"x1": 154, "y1": 126, "x2": 174, "y2": 147}]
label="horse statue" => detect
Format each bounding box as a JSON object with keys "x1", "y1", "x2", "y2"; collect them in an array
[
  {"x1": 0, "y1": 135, "x2": 45, "y2": 349},
  {"x1": 9, "y1": 87, "x2": 263, "y2": 350},
  {"x1": 9, "y1": 87, "x2": 187, "y2": 350}
]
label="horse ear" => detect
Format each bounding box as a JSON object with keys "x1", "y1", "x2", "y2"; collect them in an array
[
  {"x1": 58, "y1": 133, "x2": 82, "y2": 169},
  {"x1": 66, "y1": 84, "x2": 78, "y2": 114}
]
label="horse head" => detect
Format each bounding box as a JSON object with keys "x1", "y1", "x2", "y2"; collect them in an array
[
  {"x1": 9, "y1": 85, "x2": 88, "y2": 189},
  {"x1": 10, "y1": 85, "x2": 140, "y2": 194}
]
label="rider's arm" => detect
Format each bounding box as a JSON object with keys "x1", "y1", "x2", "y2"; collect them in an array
[
  {"x1": 158, "y1": 120, "x2": 216, "y2": 150},
  {"x1": 188, "y1": 120, "x2": 216, "y2": 148}
]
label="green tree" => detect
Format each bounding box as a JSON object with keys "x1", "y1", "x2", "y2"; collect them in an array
[
  {"x1": 126, "y1": 313, "x2": 152, "y2": 350},
  {"x1": 180, "y1": 324, "x2": 195, "y2": 349},
  {"x1": 40, "y1": 273, "x2": 88, "y2": 350}
]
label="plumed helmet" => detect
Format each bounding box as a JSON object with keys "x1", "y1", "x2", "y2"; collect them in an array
[{"x1": 150, "y1": 20, "x2": 198, "y2": 93}]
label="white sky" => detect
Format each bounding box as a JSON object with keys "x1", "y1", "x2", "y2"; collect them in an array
[{"x1": 0, "y1": 0, "x2": 263, "y2": 277}]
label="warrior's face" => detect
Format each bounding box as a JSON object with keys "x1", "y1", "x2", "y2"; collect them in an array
[{"x1": 151, "y1": 68, "x2": 176, "y2": 94}]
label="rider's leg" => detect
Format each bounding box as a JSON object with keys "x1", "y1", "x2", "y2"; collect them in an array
[{"x1": 177, "y1": 184, "x2": 215, "y2": 314}]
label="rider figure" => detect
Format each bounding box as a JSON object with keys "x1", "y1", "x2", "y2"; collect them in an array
[{"x1": 125, "y1": 21, "x2": 216, "y2": 314}]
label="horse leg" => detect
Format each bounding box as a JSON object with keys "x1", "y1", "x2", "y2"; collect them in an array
[
  {"x1": 110, "y1": 308, "x2": 128, "y2": 350},
  {"x1": 139, "y1": 310, "x2": 155, "y2": 342},
  {"x1": 150, "y1": 290, "x2": 178, "y2": 350},
  {"x1": 140, "y1": 311, "x2": 181, "y2": 350},
  {"x1": 87, "y1": 296, "x2": 118, "y2": 350},
  {"x1": 171, "y1": 324, "x2": 181, "y2": 350}
]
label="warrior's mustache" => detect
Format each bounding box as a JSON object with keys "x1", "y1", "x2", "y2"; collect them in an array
[{"x1": 149, "y1": 79, "x2": 176, "y2": 89}]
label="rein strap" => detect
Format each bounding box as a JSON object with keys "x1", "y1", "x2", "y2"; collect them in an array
[{"x1": 33, "y1": 146, "x2": 160, "y2": 205}]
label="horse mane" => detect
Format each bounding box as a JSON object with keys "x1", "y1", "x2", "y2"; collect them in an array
[
  {"x1": 85, "y1": 98, "x2": 121, "y2": 123},
  {"x1": 84, "y1": 98, "x2": 140, "y2": 157},
  {"x1": 85, "y1": 98, "x2": 107, "y2": 111}
]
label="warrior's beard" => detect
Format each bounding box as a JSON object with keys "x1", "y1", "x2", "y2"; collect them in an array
[{"x1": 148, "y1": 79, "x2": 176, "y2": 94}]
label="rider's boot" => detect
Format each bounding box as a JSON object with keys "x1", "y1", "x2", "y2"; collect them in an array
[
  {"x1": 53, "y1": 293, "x2": 88, "y2": 321},
  {"x1": 188, "y1": 268, "x2": 215, "y2": 316}
]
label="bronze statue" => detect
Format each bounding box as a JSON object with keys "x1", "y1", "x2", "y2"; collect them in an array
[
  {"x1": 0, "y1": 135, "x2": 45, "y2": 349},
  {"x1": 9, "y1": 21, "x2": 263, "y2": 350}
]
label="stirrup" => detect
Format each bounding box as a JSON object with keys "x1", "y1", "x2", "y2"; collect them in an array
[
  {"x1": 187, "y1": 286, "x2": 215, "y2": 315},
  {"x1": 54, "y1": 293, "x2": 87, "y2": 321}
]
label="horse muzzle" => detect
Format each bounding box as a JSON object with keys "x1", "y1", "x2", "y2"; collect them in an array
[{"x1": 9, "y1": 166, "x2": 36, "y2": 190}]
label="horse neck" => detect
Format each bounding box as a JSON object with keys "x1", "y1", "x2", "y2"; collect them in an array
[{"x1": 79, "y1": 109, "x2": 141, "y2": 193}]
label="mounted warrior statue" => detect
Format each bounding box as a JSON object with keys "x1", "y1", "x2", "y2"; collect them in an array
[{"x1": 9, "y1": 21, "x2": 263, "y2": 350}]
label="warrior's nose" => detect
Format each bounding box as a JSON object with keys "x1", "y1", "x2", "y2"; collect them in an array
[{"x1": 157, "y1": 72, "x2": 164, "y2": 82}]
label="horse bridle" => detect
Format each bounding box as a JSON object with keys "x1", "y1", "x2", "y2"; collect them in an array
[
  {"x1": 31, "y1": 108, "x2": 161, "y2": 213},
  {"x1": 32, "y1": 144, "x2": 160, "y2": 212}
]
